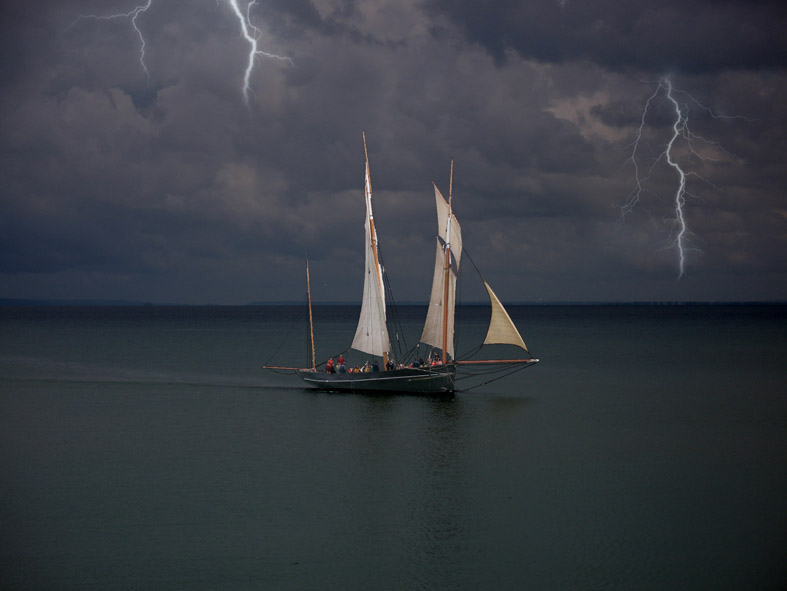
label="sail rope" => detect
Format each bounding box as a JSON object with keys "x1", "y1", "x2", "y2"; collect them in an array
[
  {"x1": 461, "y1": 247, "x2": 486, "y2": 287},
  {"x1": 263, "y1": 295, "x2": 307, "y2": 365},
  {"x1": 454, "y1": 246, "x2": 463, "y2": 362},
  {"x1": 453, "y1": 246, "x2": 483, "y2": 362},
  {"x1": 377, "y1": 243, "x2": 409, "y2": 362},
  {"x1": 316, "y1": 348, "x2": 351, "y2": 370},
  {"x1": 455, "y1": 344, "x2": 483, "y2": 361},
  {"x1": 454, "y1": 361, "x2": 535, "y2": 392}
]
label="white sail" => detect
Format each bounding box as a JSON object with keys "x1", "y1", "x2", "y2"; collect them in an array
[
  {"x1": 482, "y1": 281, "x2": 529, "y2": 352},
  {"x1": 433, "y1": 184, "x2": 462, "y2": 266},
  {"x1": 420, "y1": 184, "x2": 462, "y2": 359},
  {"x1": 420, "y1": 239, "x2": 459, "y2": 358},
  {"x1": 351, "y1": 158, "x2": 391, "y2": 357}
]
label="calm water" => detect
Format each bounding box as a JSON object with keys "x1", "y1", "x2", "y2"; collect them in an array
[{"x1": 0, "y1": 305, "x2": 785, "y2": 590}]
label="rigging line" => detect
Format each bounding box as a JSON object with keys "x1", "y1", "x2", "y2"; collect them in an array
[
  {"x1": 382, "y1": 273, "x2": 403, "y2": 357},
  {"x1": 461, "y1": 246, "x2": 486, "y2": 284},
  {"x1": 454, "y1": 245, "x2": 488, "y2": 361},
  {"x1": 377, "y1": 243, "x2": 409, "y2": 360},
  {"x1": 454, "y1": 248, "x2": 462, "y2": 360},
  {"x1": 456, "y1": 362, "x2": 533, "y2": 393},
  {"x1": 456, "y1": 344, "x2": 483, "y2": 362},
  {"x1": 455, "y1": 366, "x2": 517, "y2": 380},
  {"x1": 262, "y1": 295, "x2": 307, "y2": 367},
  {"x1": 266, "y1": 368, "x2": 300, "y2": 375},
  {"x1": 454, "y1": 358, "x2": 538, "y2": 379},
  {"x1": 315, "y1": 347, "x2": 353, "y2": 370},
  {"x1": 402, "y1": 342, "x2": 419, "y2": 364},
  {"x1": 305, "y1": 302, "x2": 311, "y2": 368},
  {"x1": 454, "y1": 364, "x2": 506, "y2": 379}
]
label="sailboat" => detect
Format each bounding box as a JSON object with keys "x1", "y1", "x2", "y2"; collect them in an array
[{"x1": 263, "y1": 134, "x2": 538, "y2": 394}]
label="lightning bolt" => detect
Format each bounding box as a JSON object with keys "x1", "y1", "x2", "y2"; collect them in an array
[
  {"x1": 227, "y1": 0, "x2": 294, "y2": 106},
  {"x1": 71, "y1": 0, "x2": 293, "y2": 105},
  {"x1": 70, "y1": 1, "x2": 154, "y2": 80},
  {"x1": 663, "y1": 78, "x2": 690, "y2": 278},
  {"x1": 622, "y1": 76, "x2": 746, "y2": 279}
]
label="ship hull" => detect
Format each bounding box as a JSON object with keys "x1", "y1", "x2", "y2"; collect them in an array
[{"x1": 298, "y1": 365, "x2": 456, "y2": 395}]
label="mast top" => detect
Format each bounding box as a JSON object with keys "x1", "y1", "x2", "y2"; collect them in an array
[
  {"x1": 448, "y1": 159, "x2": 454, "y2": 211},
  {"x1": 362, "y1": 132, "x2": 373, "y2": 202}
]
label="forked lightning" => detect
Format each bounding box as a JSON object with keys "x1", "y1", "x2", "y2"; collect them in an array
[
  {"x1": 623, "y1": 77, "x2": 747, "y2": 278},
  {"x1": 71, "y1": 0, "x2": 293, "y2": 105}
]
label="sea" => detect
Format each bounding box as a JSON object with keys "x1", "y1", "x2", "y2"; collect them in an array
[{"x1": 0, "y1": 304, "x2": 785, "y2": 590}]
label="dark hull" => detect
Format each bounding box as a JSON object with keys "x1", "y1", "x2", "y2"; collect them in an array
[{"x1": 298, "y1": 365, "x2": 456, "y2": 395}]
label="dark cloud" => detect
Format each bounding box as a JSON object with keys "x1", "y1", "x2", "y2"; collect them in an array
[
  {"x1": 425, "y1": 0, "x2": 787, "y2": 73},
  {"x1": 0, "y1": 1, "x2": 785, "y2": 303}
]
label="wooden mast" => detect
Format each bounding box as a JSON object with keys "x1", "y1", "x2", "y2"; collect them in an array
[
  {"x1": 441, "y1": 160, "x2": 454, "y2": 364},
  {"x1": 362, "y1": 132, "x2": 390, "y2": 368},
  {"x1": 306, "y1": 259, "x2": 316, "y2": 371}
]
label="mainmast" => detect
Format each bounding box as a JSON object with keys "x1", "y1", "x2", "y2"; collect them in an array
[
  {"x1": 362, "y1": 132, "x2": 390, "y2": 367},
  {"x1": 351, "y1": 133, "x2": 392, "y2": 363},
  {"x1": 363, "y1": 133, "x2": 384, "y2": 306},
  {"x1": 441, "y1": 160, "x2": 454, "y2": 364},
  {"x1": 420, "y1": 168, "x2": 462, "y2": 363}
]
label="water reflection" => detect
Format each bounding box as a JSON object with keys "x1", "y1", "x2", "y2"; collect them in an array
[{"x1": 344, "y1": 393, "x2": 477, "y2": 585}]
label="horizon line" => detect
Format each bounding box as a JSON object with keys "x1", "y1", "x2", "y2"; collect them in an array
[{"x1": 1, "y1": 298, "x2": 785, "y2": 307}]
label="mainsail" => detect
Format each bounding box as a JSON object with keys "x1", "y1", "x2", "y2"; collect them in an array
[
  {"x1": 420, "y1": 184, "x2": 462, "y2": 359},
  {"x1": 351, "y1": 137, "x2": 391, "y2": 358}
]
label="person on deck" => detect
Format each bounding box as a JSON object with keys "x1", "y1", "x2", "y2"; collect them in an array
[{"x1": 326, "y1": 358, "x2": 335, "y2": 373}]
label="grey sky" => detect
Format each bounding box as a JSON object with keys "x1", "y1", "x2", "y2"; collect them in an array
[{"x1": 1, "y1": 0, "x2": 785, "y2": 303}]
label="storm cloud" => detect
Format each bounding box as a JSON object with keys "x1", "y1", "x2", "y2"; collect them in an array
[{"x1": 1, "y1": 0, "x2": 785, "y2": 303}]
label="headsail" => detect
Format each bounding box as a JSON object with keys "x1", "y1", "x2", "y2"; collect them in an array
[
  {"x1": 482, "y1": 281, "x2": 529, "y2": 353},
  {"x1": 420, "y1": 184, "x2": 462, "y2": 359},
  {"x1": 351, "y1": 135, "x2": 391, "y2": 358}
]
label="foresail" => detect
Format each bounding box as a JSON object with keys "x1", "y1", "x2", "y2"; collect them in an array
[
  {"x1": 482, "y1": 281, "x2": 529, "y2": 353},
  {"x1": 420, "y1": 239, "x2": 457, "y2": 359},
  {"x1": 351, "y1": 159, "x2": 391, "y2": 357}
]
